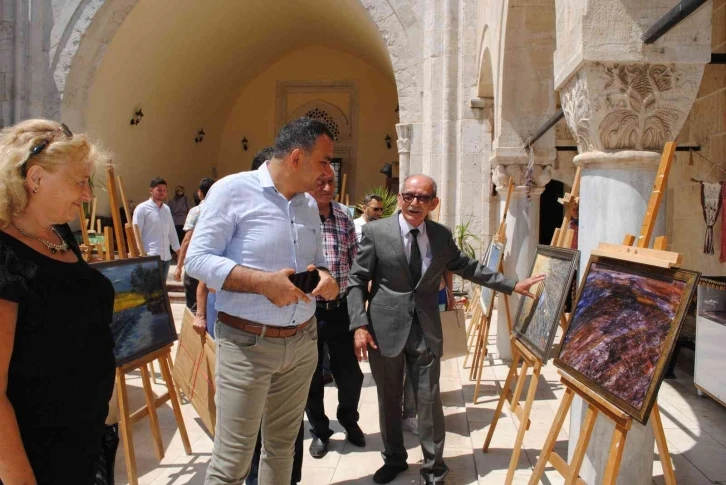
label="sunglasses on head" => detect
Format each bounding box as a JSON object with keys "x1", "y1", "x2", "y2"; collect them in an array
[
  {"x1": 19, "y1": 123, "x2": 73, "y2": 178},
  {"x1": 400, "y1": 192, "x2": 434, "y2": 204}
]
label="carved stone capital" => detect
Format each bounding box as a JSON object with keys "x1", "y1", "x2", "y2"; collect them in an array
[
  {"x1": 395, "y1": 123, "x2": 411, "y2": 154},
  {"x1": 559, "y1": 62, "x2": 704, "y2": 153},
  {"x1": 492, "y1": 164, "x2": 552, "y2": 191}
]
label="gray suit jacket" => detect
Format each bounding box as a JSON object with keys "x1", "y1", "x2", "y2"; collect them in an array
[{"x1": 347, "y1": 213, "x2": 517, "y2": 358}]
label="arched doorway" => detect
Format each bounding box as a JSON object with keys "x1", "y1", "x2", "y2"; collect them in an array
[{"x1": 58, "y1": 0, "x2": 420, "y2": 212}]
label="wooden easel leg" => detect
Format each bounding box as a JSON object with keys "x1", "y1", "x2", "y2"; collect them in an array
[
  {"x1": 464, "y1": 313, "x2": 483, "y2": 369},
  {"x1": 566, "y1": 405, "x2": 599, "y2": 485},
  {"x1": 528, "y1": 388, "x2": 574, "y2": 485},
  {"x1": 140, "y1": 364, "x2": 165, "y2": 460},
  {"x1": 503, "y1": 294, "x2": 514, "y2": 357},
  {"x1": 652, "y1": 404, "x2": 677, "y2": 485},
  {"x1": 473, "y1": 316, "x2": 493, "y2": 403},
  {"x1": 508, "y1": 361, "x2": 531, "y2": 417},
  {"x1": 158, "y1": 350, "x2": 192, "y2": 455},
  {"x1": 116, "y1": 370, "x2": 138, "y2": 485},
  {"x1": 506, "y1": 365, "x2": 541, "y2": 485},
  {"x1": 149, "y1": 361, "x2": 157, "y2": 385},
  {"x1": 483, "y1": 350, "x2": 521, "y2": 452},
  {"x1": 469, "y1": 315, "x2": 487, "y2": 381},
  {"x1": 601, "y1": 424, "x2": 628, "y2": 485}
]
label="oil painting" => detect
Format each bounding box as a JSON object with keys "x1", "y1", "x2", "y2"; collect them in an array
[
  {"x1": 555, "y1": 256, "x2": 699, "y2": 424},
  {"x1": 93, "y1": 256, "x2": 177, "y2": 366},
  {"x1": 480, "y1": 241, "x2": 505, "y2": 315},
  {"x1": 512, "y1": 246, "x2": 579, "y2": 363}
]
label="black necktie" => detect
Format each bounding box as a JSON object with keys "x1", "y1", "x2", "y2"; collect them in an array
[{"x1": 409, "y1": 228, "x2": 422, "y2": 285}]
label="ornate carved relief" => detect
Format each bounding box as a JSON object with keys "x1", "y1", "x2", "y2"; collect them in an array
[
  {"x1": 596, "y1": 63, "x2": 701, "y2": 150},
  {"x1": 558, "y1": 62, "x2": 703, "y2": 153},
  {"x1": 560, "y1": 73, "x2": 592, "y2": 152},
  {"x1": 396, "y1": 123, "x2": 411, "y2": 154},
  {"x1": 492, "y1": 164, "x2": 552, "y2": 189}
]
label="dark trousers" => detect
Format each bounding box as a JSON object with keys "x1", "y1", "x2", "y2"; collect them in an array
[
  {"x1": 183, "y1": 273, "x2": 199, "y2": 311},
  {"x1": 305, "y1": 300, "x2": 363, "y2": 441},
  {"x1": 247, "y1": 421, "x2": 305, "y2": 485},
  {"x1": 368, "y1": 317, "x2": 447, "y2": 483}
]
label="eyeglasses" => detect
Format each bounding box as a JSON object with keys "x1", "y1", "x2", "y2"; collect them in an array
[
  {"x1": 400, "y1": 192, "x2": 434, "y2": 204},
  {"x1": 19, "y1": 123, "x2": 73, "y2": 178},
  {"x1": 366, "y1": 206, "x2": 384, "y2": 212}
]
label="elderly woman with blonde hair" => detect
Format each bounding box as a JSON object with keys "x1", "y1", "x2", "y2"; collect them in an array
[{"x1": 0, "y1": 119, "x2": 116, "y2": 484}]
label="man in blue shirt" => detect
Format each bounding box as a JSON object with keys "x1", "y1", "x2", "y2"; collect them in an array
[{"x1": 186, "y1": 118, "x2": 340, "y2": 485}]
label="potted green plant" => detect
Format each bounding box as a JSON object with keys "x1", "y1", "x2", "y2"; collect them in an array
[{"x1": 453, "y1": 218, "x2": 482, "y2": 293}]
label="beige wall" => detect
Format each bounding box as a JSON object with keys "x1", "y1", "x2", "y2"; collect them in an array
[
  {"x1": 668, "y1": 0, "x2": 726, "y2": 275},
  {"x1": 217, "y1": 45, "x2": 399, "y2": 204}
]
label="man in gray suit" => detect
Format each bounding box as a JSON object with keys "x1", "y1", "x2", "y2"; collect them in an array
[{"x1": 347, "y1": 174, "x2": 544, "y2": 484}]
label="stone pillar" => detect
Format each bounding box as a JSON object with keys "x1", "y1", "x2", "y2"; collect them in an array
[
  {"x1": 554, "y1": 1, "x2": 711, "y2": 480},
  {"x1": 396, "y1": 123, "x2": 411, "y2": 186},
  {"x1": 491, "y1": 163, "x2": 551, "y2": 360}
]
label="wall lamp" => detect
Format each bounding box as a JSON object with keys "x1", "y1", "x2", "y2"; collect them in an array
[
  {"x1": 385, "y1": 134, "x2": 392, "y2": 149},
  {"x1": 130, "y1": 109, "x2": 144, "y2": 126},
  {"x1": 242, "y1": 137, "x2": 249, "y2": 151},
  {"x1": 195, "y1": 129, "x2": 205, "y2": 143}
]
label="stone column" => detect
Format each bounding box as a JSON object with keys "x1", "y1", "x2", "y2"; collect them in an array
[
  {"x1": 491, "y1": 163, "x2": 552, "y2": 360},
  {"x1": 555, "y1": 5, "x2": 710, "y2": 476},
  {"x1": 396, "y1": 123, "x2": 411, "y2": 186}
]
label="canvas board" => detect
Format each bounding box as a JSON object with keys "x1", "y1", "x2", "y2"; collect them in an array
[
  {"x1": 93, "y1": 256, "x2": 177, "y2": 366},
  {"x1": 512, "y1": 245, "x2": 579, "y2": 363},
  {"x1": 480, "y1": 240, "x2": 505, "y2": 315},
  {"x1": 555, "y1": 256, "x2": 699, "y2": 424}
]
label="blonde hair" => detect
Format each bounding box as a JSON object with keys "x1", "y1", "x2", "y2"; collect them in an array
[{"x1": 0, "y1": 119, "x2": 109, "y2": 228}]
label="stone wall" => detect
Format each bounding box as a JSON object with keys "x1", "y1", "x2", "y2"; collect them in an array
[{"x1": 669, "y1": 0, "x2": 726, "y2": 276}]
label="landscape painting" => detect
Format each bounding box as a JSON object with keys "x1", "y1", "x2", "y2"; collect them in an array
[
  {"x1": 93, "y1": 256, "x2": 177, "y2": 366},
  {"x1": 480, "y1": 241, "x2": 505, "y2": 315},
  {"x1": 555, "y1": 256, "x2": 699, "y2": 424},
  {"x1": 512, "y1": 246, "x2": 579, "y2": 363}
]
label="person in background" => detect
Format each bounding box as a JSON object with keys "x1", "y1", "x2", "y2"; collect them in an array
[
  {"x1": 0, "y1": 119, "x2": 116, "y2": 484},
  {"x1": 185, "y1": 118, "x2": 339, "y2": 485},
  {"x1": 354, "y1": 194, "x2": 383, "y2": 242},
  {"x1": 174, "y1": 177, "x2": 216, "y2": 312},
  {"x1": 133, "y1": 177, "x2": 180, "y2": 281},
  {"x1": 305, "y1": 172, "x2": 364, "y2": 459},
  {"x1": 348, "y1": 174, "x2": 544, "y2": 484},
  {"x1": 169, "y1": 185, "x2": 190, "y2": 244}
]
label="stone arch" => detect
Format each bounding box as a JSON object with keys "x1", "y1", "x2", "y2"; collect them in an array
[
  {"x1": 59, "y1": 0, "x2": 422, "y2": 130},
  {"x1": 476, "y1": 26, "x2": 494, "y2": 100},
  {"x1": 290, "y1": 100, "x2": 351, "y2": 142}
]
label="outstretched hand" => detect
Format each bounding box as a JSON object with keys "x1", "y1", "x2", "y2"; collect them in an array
[
  {"x1": 353, "y1": 327, "x2": 378, "y2": 362},
  {"x1": 513, "y1": 274, "x2": 546, "y2": 299}
]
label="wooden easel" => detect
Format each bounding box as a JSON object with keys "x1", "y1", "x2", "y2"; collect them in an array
[
  {"x1": 528, "y1": 141, "x2": 678, "y2": 485},
  {"x1": 116, "y1": 344, "x2": 192, "y2": 485},
  {"x1": 468, "y1": 177, "x2": 516, "y2": 404},
  {"x1": 483, "y1": 336, "x2": 542, "y2": 484}
]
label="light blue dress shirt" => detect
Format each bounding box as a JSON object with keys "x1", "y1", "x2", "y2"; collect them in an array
[{"x1": 185, "y1": 162, "x2": 327, "y2": 326}]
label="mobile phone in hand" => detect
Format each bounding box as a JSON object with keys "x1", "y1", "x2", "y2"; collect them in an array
[{"x1": 289, "y1": 270, "x2": 321, "y2": 294}]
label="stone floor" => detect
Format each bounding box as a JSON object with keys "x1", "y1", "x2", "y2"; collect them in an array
[{"x1": 114, "y1": 303, "x2": 726, "y2": 485}]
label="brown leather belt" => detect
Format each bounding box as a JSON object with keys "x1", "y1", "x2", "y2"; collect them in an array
[{"x1": 218, "y1": 312, "x2": 311, "y2": 338}]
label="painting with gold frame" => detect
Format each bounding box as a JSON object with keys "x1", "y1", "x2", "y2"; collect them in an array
[
  {"x1": 512, "y1": 245, "x2": 579, "y2": 363},
  {"x1": 555, "y1": 256, "x2": 699, "y2": 424}
]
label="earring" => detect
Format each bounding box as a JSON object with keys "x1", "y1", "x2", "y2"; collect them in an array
[{"x1": 32, "y1": 187, "x2": 38, "y2": 194}]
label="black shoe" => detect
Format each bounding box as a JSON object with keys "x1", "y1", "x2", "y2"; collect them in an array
[
  {"x1": 373, "y1": 464, "x2": 408, "y2": 484},
  {"x1": 322, "y1": 372, "x2": 334, "y2": 386},
  {"x1": 344, "y1": 424, "x2": 366, "y2": 447},
  {"x1": 309, "y1": 437, "x2": 328, "y2": 458}
]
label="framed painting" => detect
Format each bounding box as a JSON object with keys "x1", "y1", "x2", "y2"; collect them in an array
[
  {"x1": 555, "y1": 256, "x2": 699, "y2": 424},
  {"x1": 93, "y1": 256, "x2": 177, "y2": 366},
  {"x1": 480, "y1": 240, "x2": 505, "y2": 315},
  {"x1": 512, "y1": 245, "x2": 579, "y2": 363}
]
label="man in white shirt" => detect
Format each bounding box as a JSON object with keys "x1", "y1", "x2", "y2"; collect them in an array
[
  {"x1": 353, "y1": 194, "x2": 384, "y2": 242},
  {"x1": 132, "y1": 177, "x2": 181, "y2": 281}
]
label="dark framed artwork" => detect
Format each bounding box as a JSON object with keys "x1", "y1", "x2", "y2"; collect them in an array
[
  {"x1": 512, "y1": 245, "x2": 579, "y2": 363},
  {"x1": 93, "y1": 256, "x2": 177, "y2": 366},
  {"x1": 480, "y1": 240, "x2": 505, "y2": 315},
  {"x1": 555, "y1": 256, "x2": 699, "y2": 424}
]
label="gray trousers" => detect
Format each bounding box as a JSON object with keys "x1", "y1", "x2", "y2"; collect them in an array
[
  {"x1": 205, "y1": 319, "x2": 318, "y2": 485},
  {"x1": 368, "y1": 319, "x2": 447, "y2": 483}
]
